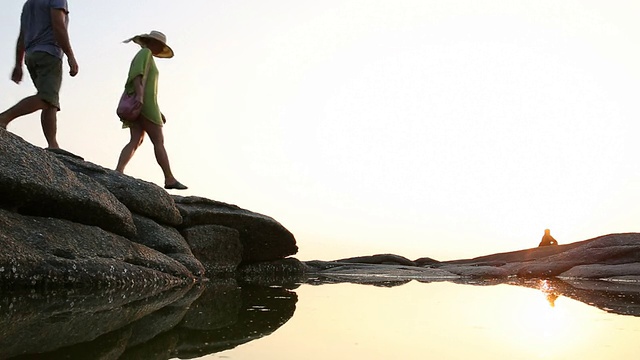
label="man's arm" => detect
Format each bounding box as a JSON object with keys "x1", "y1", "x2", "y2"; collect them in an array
[
  {"x1": 11, "y1": 31, "x2": 25, "y2": 83},
  {"x1": 50, "y1": 8, "x2": 78, "y2": 76}
]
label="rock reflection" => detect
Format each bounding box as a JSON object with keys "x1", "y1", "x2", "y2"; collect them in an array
[
  {"x1": 513, "y1": 278, "x2": 640, "y2": 316},
  {"x1": 0, "y1": 281, "x2": 297, "y2": 359}
]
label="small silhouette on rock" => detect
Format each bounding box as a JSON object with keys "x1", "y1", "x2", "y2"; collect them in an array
[{"x1": 538, "y1": 229, "x2": 558, "y2": 247}]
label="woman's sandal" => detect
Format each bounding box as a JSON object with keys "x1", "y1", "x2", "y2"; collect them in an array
[{"x1": 165, "y1": 181, "x2": 188, "y2": 190}]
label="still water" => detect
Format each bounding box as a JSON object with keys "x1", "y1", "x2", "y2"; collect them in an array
[
  {"x1": 204, "y1": 280, "x2": 640, "y2": 360},
  {"x1": 1, "y1": 279, "x2": 639, "y2": 359}
]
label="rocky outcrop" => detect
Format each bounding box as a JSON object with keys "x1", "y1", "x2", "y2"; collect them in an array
[
  {"x1": 56, "y1": 156, "x2": 183, "y2": 226},
  {"x1": 445, "y1": 233, "x2": 640, "y2": 280},
  {"x1": 0, "y1": 129, "x2": 299, "y2": 289},
  {"x1": 0, "y1": 130, "x2": 136, "y2": 238},
  {"x1": 174, "y1": 196, "x2": 298, "y2": 264},
  {"x1": 0, "y1": 208, "x2": 191, "y2": 289},
  {"x1": 305, "y1": 233, "x2": 640, "y2": 283}
]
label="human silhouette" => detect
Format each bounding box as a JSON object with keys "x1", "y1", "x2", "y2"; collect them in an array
[
  {"x1": 538, "y1": 229, "x2": 558, "y2": 247},
  {"x1": 115, "y1": 30, "x2": 187, "y2": 190},
  {"x1": 0, "y1": 0, "x2": 79, "y2": 150}
]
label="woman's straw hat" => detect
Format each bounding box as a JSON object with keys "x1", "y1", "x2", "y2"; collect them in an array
[{"x1": 124, "y1": 30, "x2": 174, "y2": 58}]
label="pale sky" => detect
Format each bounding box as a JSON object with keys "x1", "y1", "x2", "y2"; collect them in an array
[{"x1": 1, "y1": 1, "x2": 639, "y2": 261}]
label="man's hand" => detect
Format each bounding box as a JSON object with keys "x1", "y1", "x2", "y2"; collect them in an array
[
  {"x1": 11, "y1": 66, "x2": 23, "y2": 84},
  {"x1": 68, "y1": 56, "x2": 78, "y2": 77}
]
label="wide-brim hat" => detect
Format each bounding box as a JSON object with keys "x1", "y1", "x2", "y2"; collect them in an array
[{"x1": 124, "y1": 30, "x2": 174, "y2": 58}]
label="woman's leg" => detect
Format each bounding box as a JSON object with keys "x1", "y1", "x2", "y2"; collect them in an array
[
  {"x1": 141, "y1": 119, "x2": 181, "y2": 186},
  {"x1": 116, "y1": 123, "x2": 145, "y2": 173}
]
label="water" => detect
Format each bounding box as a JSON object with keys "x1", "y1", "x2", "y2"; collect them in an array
[
  {"x1": 1, "y1": 278, "x2": 639, "y2": 359},
  {"x1": 204, "y1": 280, "x2": 640, "y2": 360}
]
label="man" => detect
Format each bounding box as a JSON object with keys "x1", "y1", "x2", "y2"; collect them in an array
[
  {"x1": 538, "y1": 228, "x2": 558, "y2": 247},
  {"x1": 0, "y1": 0, "x2": 79, "y2": 151}
]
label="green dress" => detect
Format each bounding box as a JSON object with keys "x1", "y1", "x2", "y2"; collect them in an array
[{"x1": 122, "y1": 48, "x2": 163, "y2": 127}]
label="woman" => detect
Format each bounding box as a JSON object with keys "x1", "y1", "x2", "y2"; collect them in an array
[{"x1": 116, "y1": 30, "x2": 187, "y2": 190}]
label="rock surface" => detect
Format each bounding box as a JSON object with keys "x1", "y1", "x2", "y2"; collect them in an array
[
  {"x1": 56, "y1": 156, "x2": 183, "y2": 226},
  {"x1": 0, "y1": 130, "x2": 137, "y2": 238},
  {"x1": 0, "y1": 209, "x2": 190, "y2": 289},
  {"x1": 181, "y1": 225, "x2": 243, "y2": 274},
  {"x1": 305, "y1": 233, "x2": 640, "y2": 283},
  {"x1": 174, "y1": 196, "x2": 298, "y2": 264},
  {"x1": 0, "y1": 129, "x2": 299, "y2": 288}
]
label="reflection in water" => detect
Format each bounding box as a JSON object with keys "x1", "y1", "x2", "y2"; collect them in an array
[
  {"x1": 0, "y1": 281, "x2": 297, "y2": 359},
  {"x1": 1, "y1": 275, "x2": 639, "y2": 359},
  {"x1": 514, "y1": 278, "x2": 640, "y2": 317},
  {"x1": 538, "y1": 279, "x2": 560, "y2": 307}
]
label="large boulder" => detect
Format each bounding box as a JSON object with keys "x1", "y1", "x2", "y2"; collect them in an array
[
  {"x1": 173, "y1": 196, "x2": 297, "y2": 263},
  {"x1": 0, "y1": 129, "x2": 136, "y2": 238},
  {"x1": 0, "y1": 209, "x2": 193, "y2": 289},
  {"x1": 55, "y1": 155, "x2": 183, "y2": 226},
  {"x1": 181, "y1": 225, "x2": 243, "y2": 274}
]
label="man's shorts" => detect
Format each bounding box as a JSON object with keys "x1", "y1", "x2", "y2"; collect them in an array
[{"x1": 25, "y1": 51, "x2": 62, "y2": 110}]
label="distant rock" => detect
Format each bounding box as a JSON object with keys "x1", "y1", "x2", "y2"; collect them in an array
[
  {"x1": 305, "y1": 233, "x2": 640, "y2": 282},
  {"x1": 449, "y1": 233, "x2": 640, "y2": 280},
  {"x1": 337, "y1": 254, "x2": 417, "y2": 266}
]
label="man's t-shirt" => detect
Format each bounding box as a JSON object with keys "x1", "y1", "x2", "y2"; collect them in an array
[{"x1": 21, "y1": 0, "x2": 69, "y2": 59}]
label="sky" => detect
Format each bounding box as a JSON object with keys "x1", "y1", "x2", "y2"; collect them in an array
[{"x1": 1, "y1": 0, "x2": 639, "y2": 262}]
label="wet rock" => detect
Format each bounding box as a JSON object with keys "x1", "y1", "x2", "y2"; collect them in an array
[
  {"x1": 173, "y1": 196, "x2": 297, "y2": 263},
  {"x1": 305, "y1": 262, "x2": 460, "y2": 286},
  {"x1": 238, "y1": 258, "x2": 307, "y2": 286},
  {"x1": 438, "y1": 264, "x2": 510, "y2": 278},
  {"x1": 0, "y1": 130, "x2": 136, "y2": 238}
]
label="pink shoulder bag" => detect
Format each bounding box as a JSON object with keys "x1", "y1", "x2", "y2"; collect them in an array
[{"x1": 116, "y1": 57, "x2": 151, "y2": 122}]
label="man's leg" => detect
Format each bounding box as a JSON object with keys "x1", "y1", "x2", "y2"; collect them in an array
[
  {"x1": 41, "y1": 105, "x2": 59, "y2": 149},
  {"x1": 0, "y1": 95, "x2": 49, "y2": 129},
  {"x1": 26, "y1": 52, "x2": 63, "y2": 146}
]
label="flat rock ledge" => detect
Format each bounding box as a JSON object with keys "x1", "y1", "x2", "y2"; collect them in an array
[
  {"x1": 0, "y1": 129, "x2": 299, "y2": 289},
  {"x1": 303, "y1": 234, "x2": 640, "y2": 317},
  {"x1": 304, "y1": 233, "x2": 640, "y2": 284}
]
